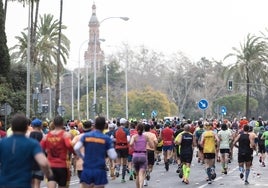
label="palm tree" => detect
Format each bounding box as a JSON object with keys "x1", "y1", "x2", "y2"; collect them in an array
[
  {"x1": 224, "y1": 34, "x2": 268, "y2": 118},
  {"x1": 55, "y1": 0, "x2": 63, "y2": 116},
  {"x1": 10, "y1": 13, "x2": 70, "y2": 92}
]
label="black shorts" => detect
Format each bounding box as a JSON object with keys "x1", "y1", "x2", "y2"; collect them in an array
[
  {"x1": 147, "y1": 150, "x2": 155, "y2": 166},
  {"x1": 180, "y1": 153, "x2": 193, "y2": 164},
  {"x1": 32, "y1": 170, "x2": 44, "y2": 181},
  {"x1": 47, "y1": 167, "x2": 70, "y2": 187},
  {"x1": 220, "y1": 149, "x2": 230, "y2": 154},
  {"x1": 156, "y1": 146, "x2": 162, "y2": 152},
  {"x1": 116, "y1": 148, "x2": 129, "y2": 158},
  {"x1": 238, "y1": 153, "x2": 253, "y2": 163},
  {"x1": 204, "y1": 153, "x2": 215, "y2": 159},
  {"x1": 258, "y1": 144, "x2": 265, "y2": 154}
]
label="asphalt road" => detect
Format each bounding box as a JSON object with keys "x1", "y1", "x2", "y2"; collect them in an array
[{"x1": 41, "y1": 148, "x2": 268, "y2": 188}]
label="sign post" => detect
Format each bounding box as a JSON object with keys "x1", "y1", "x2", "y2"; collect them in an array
[
  {"x1": 198, "y1": 99, "x2": 209, "y2": 119},
  {"x1": 220, "y1": 106, "x2": 227, "y2": 120}
]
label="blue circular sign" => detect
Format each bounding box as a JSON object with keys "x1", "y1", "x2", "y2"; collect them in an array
[
  {"x1": 198, "y1": 99, "x2": 209, "y2": 110},
  {"x1": 221, "y1": 106, "x2": 227, "y2": 115}
]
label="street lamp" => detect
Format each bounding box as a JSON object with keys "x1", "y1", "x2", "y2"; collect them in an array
[
  {"x1": 125, "y1": 49, "x2": 129, "y2": 119},
  {"x1": 78, "y1": 39, "x2": 89, "y2": 120},
  {"x1": 106, "y1": 64, "x2": 109, "y2": 119},
  {"x1": 93, "y1": 16, "x2": 129, "y2": 117},
  {"x1": 26, "y1": 3, "x2": 31, "y2": 117}
]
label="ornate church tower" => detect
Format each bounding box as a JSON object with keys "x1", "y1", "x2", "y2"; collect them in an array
[{"x1": 84, "y1": 3, "x2": 104, "y2": 72}]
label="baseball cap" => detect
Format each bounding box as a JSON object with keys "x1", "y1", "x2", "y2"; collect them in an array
[
  {"x1": 82, "y1": 121, "x2": 92, "y2": 131},
  {"x1": 165, "y1": 120, "x2": 171, "y2": 125},
  {"x1": 31, "y1": 118, "x2": 42, "y2": 127},
  {"x1": 120, "y1": 118, "x2": 127, "y2": 124}
]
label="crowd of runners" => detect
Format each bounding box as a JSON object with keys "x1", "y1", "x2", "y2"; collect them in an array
[{"x1": 0, "y1": 114, "x2": 268, "y2": 188}]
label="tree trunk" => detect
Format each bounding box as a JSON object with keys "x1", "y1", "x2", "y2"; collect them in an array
[
  {"x1": 55, "y1": 0, "x2": 63, "y2": 116},
  {"x1": 246, "y1": 63, "x2": 250, "y2": 119},
  {"x1": 3, "y1": 0, "x2": 7, "y2": 25}
]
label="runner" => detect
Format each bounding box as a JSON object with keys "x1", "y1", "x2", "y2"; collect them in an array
[
  {"x1": 175, "y1": 124, "x2": 195, "y2": 184},
  {"x1": 74, "y1": 116, "x2": 117, "y2": 188},
  {"x1": 160, "y1": 120, "x2": 174, "y2": 171},
  {"x1": 41, "y1": 115, "x2": 74, "y2": 188},
  {"x1": 194, "y1": 121, "x2": 205, "y2": 164},
  {"x1": 143, "y1": 123, "x2": 157, "y2": 186},
  {"x1": 105, "y1": 121, "x2": 117, "y2": 180},
  {"x1": 29, "y1": 118, "x2": 45, "y2": 188},
  {"x1": 155, "y1": 123, "x2": 163, "y2": 165},
  {"x1": 0, "y1": 114, "x2": 52, "y2": 187},
  {"x1": 261, "y1": 126, "x2": 268, "y2": 167},
  {"x1": 218, "y1": 123, "x2": 233, "y2": 174},
  {"x1": 129, "y1": 123, "x2": 154, "y2": 188},
  {"x1": 128, "y1": 121, "x2": 138, "y2": 181},
  {"x1": 174, "y1": 123, "x2": 184, "y2": 173},
  {"x1": 113, "y1": 118, "x2": 130, "y2": 183},
  {"x1": 200, "y1": 121, "x2": 220, "y2": 184},
  {"x1": 233, "y1": 125, "x2": 255, "y2": 185},
  {"x1": 71, "y1": 120, "x2": 93, "y2": 180},
  {"x1": 258, "y1": 126, "x2": 266, "y2": 167}
]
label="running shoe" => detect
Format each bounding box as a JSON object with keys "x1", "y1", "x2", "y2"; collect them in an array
[
  {"x1": 115, "y1": 171, "x2": 120, "y2": 178},
  {"x1": 121, "y1": 179, "x2": 126, "y2": 183},
  {"x1": 262, "y1": 162, "x2": 266, "y2": 167},
  {"x1": 208, "y1": 180, "x2": 212, "y2": 184},
  {"x1": 144, "y1": 180, "x2": 148, "y2": 186},
  {"x1": 244, "y1": 180, "x2": 249, "y2": 185},
  {"x1": 129, "y1": 174, "x2": 133, "y2": 181},
  {"x1": 146, "y1": 173, "x2": 150, "y2": 181},
  {"x1": 165, "y1": 162, "x2": 169, "y2": 171},
  {"x1": 224, "y1": 169, "x2": 227, "y2": 175},
  {"x1": 183, "y1": 179, "x2": 189, "y2": 184},
  {"x1": 179, "y1": 169, "x2": 183, "y2": 178},
  {"x1": 259, "y1": 156, "x2": 262, "y2": 163},
  {"x1": 240, "y1": 172, "x2": 244, "y2": 179},
  {"x1": 211, "y1": 168, "x2": 216, "y2": 180}
]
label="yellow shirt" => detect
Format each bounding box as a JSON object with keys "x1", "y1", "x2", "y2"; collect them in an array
[{"x1": 202, "y1": 130, "x2": 216, "y2": 153}]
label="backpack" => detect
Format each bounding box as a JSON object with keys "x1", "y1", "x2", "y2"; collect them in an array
[{"x1": 114, "y1": 127, "x2": 128, "y2": 148}]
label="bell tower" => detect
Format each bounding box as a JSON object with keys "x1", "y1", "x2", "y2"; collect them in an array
[{"x1": 84, "y1": 3, "x2": 104, "y2": 72}]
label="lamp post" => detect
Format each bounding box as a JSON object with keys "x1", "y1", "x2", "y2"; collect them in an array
[
  {"x1": 78, "y1": 40, "x2": 89, "y2": 120},
  {"x1": 106, "y1": 64, "x2": 109, "y2": 119},
  {"x1": 93, "y1": 16, "x2": 129, "y2": 117},
  {"x1": 125, "y1": 49, "x2": 129, "y2": 119},
  {"x1": 26, "y1": 3, "x2": 31, "y2": 117},
  {"x1": 71, "y1": 71, "x2": 74, "y2": 120}
]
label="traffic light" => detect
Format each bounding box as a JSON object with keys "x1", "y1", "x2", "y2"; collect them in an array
[
  {"x1": 99, "y1": 104, "x2": 102, "y2": 114},
  {"x1": 228, "y1": 80, "x2": 233, "y2": 91},
  {"x1": 42, "y1": 104, "x2": 49, "y2": 113},
  {"x1": 141, "y1": 109, "x2": 145, "y2": 117}
]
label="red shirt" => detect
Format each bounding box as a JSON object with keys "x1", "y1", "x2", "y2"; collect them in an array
[
  {"x1": 161, "y1": 127, "x2": 174, "y2": 146},
  {"x1": 41, "y1": 130, "x2": 74, "y2": 168}
]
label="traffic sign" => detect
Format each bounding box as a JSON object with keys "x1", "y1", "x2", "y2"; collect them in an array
[
  {"x1": 151, "y1": 110, "x2": 157, "y2": 117},
  {"x1": 198, "y1": 99, "x2": 209, "y2": 110},
  {"x1": 221, "y1": 106, "x2": 227, "y2": 115}
]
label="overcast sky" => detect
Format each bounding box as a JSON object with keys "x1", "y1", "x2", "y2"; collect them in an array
[{"x1": 5, "y1": 0, "x2": 268, "y2": 70}]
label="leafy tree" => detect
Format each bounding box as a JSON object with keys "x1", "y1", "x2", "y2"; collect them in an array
[
  {"x1": 224, "y1": 34, "x2": 268, "y2": 118},
  {"x1": 128, "y1": 87, "x2": 176, "y2": 120},
  {"x1": 0, "y1": 0, "x2": 10, "y2": 80},
  {"x1": 213, "y1": 94, "x2": 258, "y2": 119}
]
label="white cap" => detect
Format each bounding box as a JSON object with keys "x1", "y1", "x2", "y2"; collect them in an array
[
  {"x1": 108, "y1": 123, "x2": 116, "y2": 129},
  {"x1": 120, "y1": 118, "x2": 127, "y2": 124}
]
